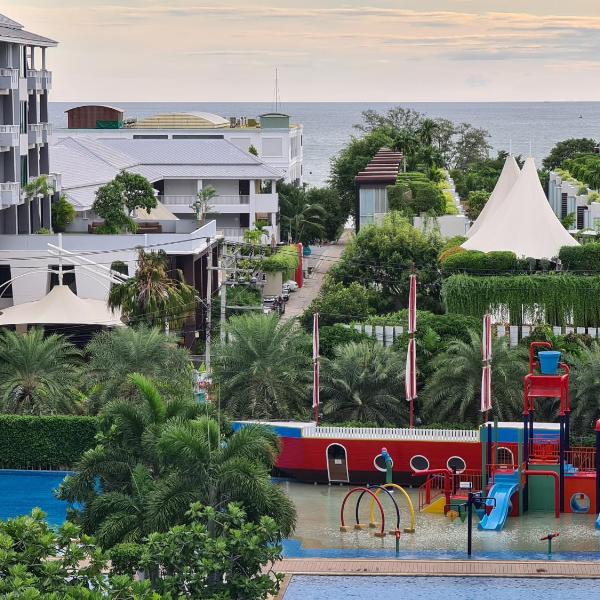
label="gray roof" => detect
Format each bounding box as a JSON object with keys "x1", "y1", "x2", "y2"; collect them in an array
[
  {"x1": 0, "y1": 13, "x2": 57, "y2": 46},
  {"x1": 51, "y1": 136, "x2": 281, "y2": 210}
]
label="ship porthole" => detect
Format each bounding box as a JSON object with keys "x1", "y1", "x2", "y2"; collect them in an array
[
  {"x1": 410, "y1": 454, "x2": 429, "y2": 472},
  {"x1": 446, "y1": 456, "x2": 466, "y2": 473},
  {"x1": 374, "y1": 453, "x2": 393, "y2": 472}
]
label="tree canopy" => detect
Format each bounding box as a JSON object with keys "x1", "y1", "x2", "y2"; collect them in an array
[{"x1": 542, "y1": 138, "x2": 598, "y2": 171}]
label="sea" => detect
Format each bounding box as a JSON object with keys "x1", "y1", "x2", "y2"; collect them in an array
[{"x1": 48, "y1": 102, "x2": 600, "y2": 188}]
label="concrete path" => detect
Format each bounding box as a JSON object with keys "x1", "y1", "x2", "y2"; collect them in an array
[{"x1": 280, "y1": 230, "x2": 351, "y2": 323}]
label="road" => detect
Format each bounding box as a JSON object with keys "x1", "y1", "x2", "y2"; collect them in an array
[{"x1": 280, "y1": 230, "x2": 350, "y2": 323}]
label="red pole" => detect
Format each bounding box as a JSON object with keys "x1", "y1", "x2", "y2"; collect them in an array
[{"x1": 409, "y1": 399, "x2": 413, "y2": 429}]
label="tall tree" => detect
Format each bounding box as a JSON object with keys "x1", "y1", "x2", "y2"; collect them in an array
[
  {"x1": 212, "y1": 313, "x2": 312, "y2": 419},
  {"x1": 278, "y1": 183, "x2": 327, "y2": 244},
  {"x1": 569, "y1": 342, "x2": 600, "y2": 434},
  {"x1": 0, "y1": 329, "x2": 83, "y2": 415},
  {"x1": 108, "y1": 248, "x2": 197, "y2": 330},
  {"x1": 422, "y1": 331, "x2": 527, "y2": 425},
  {"x1": 543, "y1": 138, "x2": 598, "y2": 171},
  {"x1": 321, "y1": 341, "x2": 407, "y2": 425}
]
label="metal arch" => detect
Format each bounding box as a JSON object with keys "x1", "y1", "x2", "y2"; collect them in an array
[
  {"x1": 355, "y1": 485, "x2": 400, "y2": 531},
  {"x1": 340, "y1": 487, "x2": 385, "y2": 537},
  {"x1": 368, "y1": 483, "x2": 416, "y2": 533}
]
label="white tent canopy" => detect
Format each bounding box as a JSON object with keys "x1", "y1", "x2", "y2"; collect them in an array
[
  {"x1": 462, "y1": 157, "x2": 579, "y2": 259},
  {"x1": 466, "y1": 155, "x2": 520, "y2": 238},
  {"x1": 0, "y1": 285, "x2": 124, "y2": 327}
]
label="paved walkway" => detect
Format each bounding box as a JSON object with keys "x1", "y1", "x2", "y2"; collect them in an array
[
  {"x1": 280, "y1": 230, "x2": 351, "y2": 323},
  {"x1": 275, "y1": 557, "x2": 600, "y2": 579}
]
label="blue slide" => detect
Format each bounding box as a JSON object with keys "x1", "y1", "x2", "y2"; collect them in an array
[
  {"x1": 595, "y1": 513, "x2": 600, "y2": 530},
  {"x1": 478, "y1": 472, "x2": 519, "y2": 531}
]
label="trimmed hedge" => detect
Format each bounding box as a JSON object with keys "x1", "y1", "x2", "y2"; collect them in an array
[
  {"x1": 387, "y1": 175, "x2": 445, "y2": 216},
  {"x1": 559, "y1": 243, "x2": 600, "y2": 272},
  {"x1": 441, "y1": 249, "x2": 518, "y2": 272},
  {"x1": 0, "y1": 415, "x2": 98, "y2": 469}
]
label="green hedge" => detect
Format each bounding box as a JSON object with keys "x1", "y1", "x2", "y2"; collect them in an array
[
  {"x1": 0, "y1": 415, "x2": 98, "y2": 469},
  {"x1": 387, "y1": 175, "x2": 445, "y2": 216},
  {"x1": 443, "y1": 274, "x2": 600, "y2": 326},
  {"x1": 441, "y1": 250, "x2": 518, "y2": 272},
  {"x1": 559, "y1": 243, "x2": 600, "y2": 272}
]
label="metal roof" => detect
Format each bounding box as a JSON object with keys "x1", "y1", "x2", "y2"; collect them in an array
[
  {"x1": 0, "y1": 13, "x2": 57, "y2": 46},
  {"x1": 65, "y1": 104, "x2": 124, "y2": 114}
]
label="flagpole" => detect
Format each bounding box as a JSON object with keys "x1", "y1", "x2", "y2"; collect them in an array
[
  {"x1": 313, "y1": 312, "x2": 320, "y2": 425},
  {"x1": 407, "y1": 265, "x2": 416, "y2": 429}
]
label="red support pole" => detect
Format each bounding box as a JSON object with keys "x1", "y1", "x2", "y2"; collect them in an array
[{"x1": 409, "y1": 399, "x2": 413, "y2": 429}]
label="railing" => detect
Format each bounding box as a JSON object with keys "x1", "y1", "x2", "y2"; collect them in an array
[
  {"x1": 564, "y1": 447, "x2": 596, "y2": 472},
  {"x1": 419, "y1": 473, "x2": 446, "y2": 510},
  {"x1": 159, "y1": 195, "x2": 197, "y2": 206},
  {"x1": 217, "y1": 227, "x2": 248, "y2": 241},
  {"x1": 0, "y1": 124, "x2": 19, "y2": 147},
  {"x1": 0, "y1": 182, "x2": 19, "y2": 192},
  {"x1": 211, "y1": 195, "x2": 250, "y2": 205},
  {"x1": 0, "y1": 125, "x2": 19, "y2": 134},
  {"x1": 0, "y1": 68, "x2": 18, "y2": 88},
  {"x1": 529, "y1": 435, "x2": 560, "y2": 463},
  {"x1": 301, "y1": 425, "x2": 479, "y2": 442}
]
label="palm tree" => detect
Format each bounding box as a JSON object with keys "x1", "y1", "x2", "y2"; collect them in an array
[
  {"x1": 85, "y1": 326, "x2": 193, "y2": 412},
  {"x1": 0, "y1": 329, "x2": 83, "y2": 415},
  {"x1": 108, "y1": 249, "x2": 197, "y2": 330},
  {"x1": 212, "y1": 313, "x2": 312, "y2": 420},
  {"x1": 568, "y1": 342, "x2": 600, "y2": 434},
  {"x1": 422, "y1": 331, "x2": 527, "y2": 425},
  {"x1": 321, "y1": 341, "x2": 407, "y2": 425},
  {"x1": 279, "y1": 186, "x2": 326, "y2": 244},
  {"x1": 58, "y1": 374, "x2": 295, "y2": 547}
]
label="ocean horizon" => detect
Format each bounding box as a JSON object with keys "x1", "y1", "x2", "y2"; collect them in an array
[{"x1": 49, "y1": 101, "x2": 600, "y2": 188}]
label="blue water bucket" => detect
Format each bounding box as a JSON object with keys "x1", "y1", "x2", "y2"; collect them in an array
[{"x1": 538, "y1": 350, "x2": 561, "y2": 375}]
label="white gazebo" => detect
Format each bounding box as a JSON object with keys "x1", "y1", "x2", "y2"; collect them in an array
[
  {"x1": 462, "y1": 157, "x2": 579, "y2": 259},
  {"x1": 465, "y1": 155, "x2": 520, "y2": 239}
]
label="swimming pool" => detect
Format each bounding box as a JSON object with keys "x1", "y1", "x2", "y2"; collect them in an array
[
  {"x1": 0, "y1": 470, "x2": 70, "y2": 526},
  {"x1": 283, "y1": 576, "x2": 600, "y2": 599}
]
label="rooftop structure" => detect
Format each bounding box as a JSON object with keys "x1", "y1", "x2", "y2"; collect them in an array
[
  {"x1": 133, "y1": 112, "x2": 229, "y2": 129},
  {"x1": 462, "y1": 157, "x2": 579, "y2": 259}
]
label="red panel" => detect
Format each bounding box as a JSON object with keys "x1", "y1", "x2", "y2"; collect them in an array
[{"x1": 564, "y1": 475, "x2": 596, "y2": 514}]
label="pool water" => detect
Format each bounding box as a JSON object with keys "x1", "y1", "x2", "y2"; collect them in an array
[
  {"x1": 0, "y1": 470, "x2": 70, "y2": 526},
  {"x1": 278, "y1": 481, "x2": 600, "y2": 559},
  {"x1": 283, "y1": 576, "x2": 600, "y2": 599}
]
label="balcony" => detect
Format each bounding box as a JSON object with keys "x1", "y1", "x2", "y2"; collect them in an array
[
  {"x1": 217, "y1": 227, "x2": 248, "y2": 242},
  {"x1": 158, "y1": 193, "x2": 277, "y2": 214},
  {"x1": 0, "y1": 125, "x2": 19, "y2": 149},
  {"x1": 27, "y1": 69, "x2": 52, "y2": 92},
  {"x1": 0, "y1": 182, "x2": 20, "y2": 207},
  {"x1": 211, "y1": 195, "x2": 250, "y2": 205},
  {"x1": 28, "y1": 123, "x2": 51, "y2": 146},
  {"x1": 0, "y1": 68, "x2": 18, "y2": 92}
]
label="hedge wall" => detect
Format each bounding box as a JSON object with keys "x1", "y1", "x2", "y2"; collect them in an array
[
  {"x1": 0, "y1": 415, "x2": 98, "y2": 469},
  {"x1": 559, "y1": 243, "x2": 600, "y2": 272},
  {"x1": 441, "y1": 250, "x2": 518, "y2": 272},
  {"x1": 443, "y1": 274, "x2": 600, "y2": 326}
]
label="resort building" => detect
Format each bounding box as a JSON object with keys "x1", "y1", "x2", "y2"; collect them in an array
[
  {"x1": 55, "y1": 107, "x2": 304, "y2": 186},
  {"x1": 0, "y1": 13, "x2": 58, "y2": 235},
  {"x1": 548, "y1": 171, "x2": 600, "y2": 232},
  {"x1": 51, "y1": 136, "x2": 282, "y2": 243}
]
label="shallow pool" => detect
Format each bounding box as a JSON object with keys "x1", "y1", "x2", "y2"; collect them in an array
[
  {"x1": 0, "y1": 470, "x2": 70, "y2": 526},
  {"x1": 283, "y1": 576, "x2": 600, "y2": 599}
]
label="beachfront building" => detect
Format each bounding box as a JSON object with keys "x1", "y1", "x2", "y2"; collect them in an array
[
  {"x1": 548, "y1": 171, "x2": 600, "y2": 232},
  {"x1": 0, "y1": 13, "x2": 58, "y2": 235},
  {"x1": 55, "y1": 107, "x2": 303, "y2": 186},
  {"x1": 51, "y1": 136, "x2": 281, "y2": 243}
]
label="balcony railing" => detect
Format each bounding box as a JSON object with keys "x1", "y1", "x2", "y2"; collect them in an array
[
  {"x1": 28, "y1": 123, "x2": 51, "y2": 145},
  {"x1": 211, "y1": 195, "x2": 250, "y2": 205},
  {"x1": 217, "y1": 227, "x2": 248, "y2": 241},
  {"x1": 0, "y1": 68, "x2": 18, "y2": 90},
  {"x1": 159, "y1": 195, "x2": 197, "y2": 207},
  {"x1": 0, "y1": 182, "x2": 20, "y2": 208},
  {"x1": 159, "y1": 194, "x2": 254, "y2": 208},
  {"x1": 0, "y1": 125, "x2": 19, "y2": 148},
  {"x1": 27, "y1": 69, "x2": 52, "y2": 91}
]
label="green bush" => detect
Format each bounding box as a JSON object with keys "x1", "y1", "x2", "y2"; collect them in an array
[
  {"x1": 559, "y1": 243, "x2": 600, "y2": 272},
  {"x1": 564, "y1": 154, "x2": 600, "y2": 191},
  {"x1": 387, "y1": 175, "x2": 445, "y2": 216},
  {"x1": 318, "y1": 324, "x2": 373, "y2": 358},
  {"x1": 261, "y1": 245, "x2": 299, "y2": 280},
  {"x1": 442, "y1": 250, "x2": 518, "y2": 272},
  {"x1": 0, "y1": 415, "x2": 98, "y2": 468},
  {"x1": 110, "y1": 543, "x2": 144, "y2": 576}
]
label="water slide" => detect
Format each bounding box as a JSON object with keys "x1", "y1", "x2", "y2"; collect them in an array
[
  {"x1": 595, "y1": 513, "x2": 600, "y2": 530},
  {"x1": 478, "y1": 472, "x2": 519, "y2": 531}
]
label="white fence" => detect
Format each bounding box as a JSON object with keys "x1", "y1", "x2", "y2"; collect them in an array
[
  {"x1": 349, "y1": 323, "x2": 600, "y2": 348},
  {"x1": 302, "y1": 425, "x2": 479, "y2": 442}
]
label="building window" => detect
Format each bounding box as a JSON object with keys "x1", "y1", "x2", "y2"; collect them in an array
[
  {"x1": 20, "y1": 156, "x2": 28, "y2": 187},
  {"x1": 49, "y1": 265, "x2": 76, "y2": 294},
  {"x1": 374, "y1": 453, "x2": 393, "y2": 472},
  {"x1": 359, "y1": 187, "x2": 387, "y2": 226},
  {"x1": 132, "y1": 134, "x2": 168, "y2": 139},
  {"x1": 20, "y1": 101, "x2": 28, "y2": 134},
  {"x1": 446, "y1": 456, "x2": 466, "y2": 474},
  {"x1": 497, "y1": 447, "x2": 514, "y2": 467},
  {"x1": 0, "y1": 265, "x2": 13, "y2": 299},
  {"x1": 409, "y1": 455, "x2": 430, "y2": 472},
  {"x1": 172, "y1": 134, "x2": 224, "y2": 140}
]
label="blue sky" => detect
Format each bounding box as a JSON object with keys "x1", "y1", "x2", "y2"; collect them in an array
[{"x1": 5, "y1": 1, "x2": 600, "y2": 101}]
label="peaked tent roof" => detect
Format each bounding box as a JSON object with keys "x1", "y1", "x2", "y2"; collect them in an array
[
  {"x1": 0, "y1": 286, "x2": 124, "y2": 327},
  {"x1": 461, "y1": 157, "x2": 578, "y2": 259},
  {"x1": 465, "y1": 155, "x2": 520, "y2": 239}
]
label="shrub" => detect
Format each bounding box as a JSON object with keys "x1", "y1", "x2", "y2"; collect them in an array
[
  {"x1": 110, "y1": 543, "x2": 144, "y2": 576},
  {"x1": 387, "y1": 176, "x2": 445, "y2": 215},
  {"x1": 439, "y1": 245, "x2": 466, "y2": 263},
  {"x1": 442, "y1": 250, "x2": 518, "y2": 273},
  {"x1": 559, "y1": 243, "x2": 600, "y2": 272},
  {"x1": 465, "y1": 190, "x2": 490, "y2": 221},
  {"x1": 0, "y1": 415, "x2": 98, "y2": 468},
  {"x1": 440, "y1": 235, "x2": 468, "y2": 252},
  {"x1": 261, "y1": 245, "x2": 299, "y2": 280},
  {"x1": 51, "y1": 195, "x2": 76, "y2": 232},
  {"x1": 318, "y1": 324, "x2": 373, "y2": 358}
]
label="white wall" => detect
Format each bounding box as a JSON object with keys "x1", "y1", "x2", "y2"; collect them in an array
[
  {"x1": 203, "y1": 179, "x2": 239, "y2": 195},
  {"x1": 163, "y1": 179, "x2": 197, "y2": 195}
]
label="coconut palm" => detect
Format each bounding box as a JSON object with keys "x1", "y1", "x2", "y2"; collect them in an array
[
  {"x1": 0, "y1": 329, "x2": 83, "y2": 415},
  {"x1": 321, "y1": 341, "x2": 407, "y2": 425},
  {"x1": 422, "y1": 330, "x2": 527, "y2": 425},
  {"x1": 108, "y1": 249, "x2": 197, "y2": 330},
  {"x1": 568, "y1": 342, "x2": 600, "y2": 434},
  {"x1": 212, "y1": 313, "x2": 312, "y2": 420},
  {"x1": 279, "y1": 185, "x2": 326, "y2": 244},
  {"x1": 85, "y1": 325, "x2": 193, "y2": 412},
  {"x1": 58, "y1": 373, "x2": 295, "y2": 547}
]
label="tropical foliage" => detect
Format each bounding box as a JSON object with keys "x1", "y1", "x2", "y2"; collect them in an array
[
  {"x1": 51, "y1": 195, "x2": 76, "y2": 232},
  {"x1": 58, "y1": 373, "x2": 296, "y2": 547},
  {"x1": 422, "y1": 331, "x2": 527, "y2": 424},
  {"x1": 212, "y1": 313, "x2": 311, "y2": 419},
  {"x1": 568, "y1": 342, "x2": 600, "y2": 434},
  {"x1": 465, "y1": 189, "x2": 490, "y2": 221},
  {"x1": 563, "y1": 154, "x2": 600, "y2": 191},
  {"x1": 0, "y1": 329, "x2": 83, "y2": 415},
  {"x1": 321, "y1": 341, "x2": 407, "y2": 425},
  {"x1": 279, "y1": 182, "x2": 327, "y2": 244},
  {"x1": 542, "y1": 138, "x2": 598, "y2": 171},
  {"x1": 108, "y1": 248, "x2": 197, "y2": 329}
]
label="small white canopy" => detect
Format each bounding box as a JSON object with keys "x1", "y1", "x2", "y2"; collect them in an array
[
  {"x1": 466, "y1": 155, "x2": 520, "y2": 238},
  {"x1": 0, "y1": 285, "x2": 124, "y2": 327},
  {"x1": 462, "y1": 157, "x2": 579, "y2": 259}
]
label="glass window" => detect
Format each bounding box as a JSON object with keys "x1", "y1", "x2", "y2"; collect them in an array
[
  {"x1": 409, "y1": 455, "x2": 430, "y2": 472},
  {"x1": 49, "y1": 265, "x2": 76, "y2": 294},
  {"x1": 0, "y1": 265, "x2": 13, "y2": 299},
  {"x1": 20, "y1": 156, "x2": 28, "y2": 187},
  {"x1": 446, "y1": 456, "x2": 466, "y2": 473}
]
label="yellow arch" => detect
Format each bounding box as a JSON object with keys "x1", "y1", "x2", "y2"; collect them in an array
[{"x1": 369, "y1": 483, "x2": 416, "y2": 533}]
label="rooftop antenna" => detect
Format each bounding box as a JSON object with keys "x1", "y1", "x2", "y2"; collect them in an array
[
  {"x1": 509, "y1": 138, "x2": 512, "y2": 156},
  {"x1": 274, "y1": 67, "x2": 280, "y2": 112},
  {"x1": 529, "y1": 139, "x2": 532, "y2": 157}
]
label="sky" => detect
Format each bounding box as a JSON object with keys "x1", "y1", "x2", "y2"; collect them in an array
[{"x1": 5, "y1": 0, "x2": 600, "y2": 102}]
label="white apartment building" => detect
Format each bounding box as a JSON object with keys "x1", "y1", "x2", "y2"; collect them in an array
[
  {"x1": 0, "y1": 14, "x2": 58, "y2": 235},
  {"x1": 55, "y1": 107, "x2": 303, "y2": 186},
  {"x1": 548, "y1": 170, "x2": 600, "y2": 232}
]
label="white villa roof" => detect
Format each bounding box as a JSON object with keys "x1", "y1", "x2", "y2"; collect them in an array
[
  {"x1": 51, "y1": 136, "x2": 281, "y2": 211},
  {"x1": 462, "y1": 157, "x2": 579, "y2": 259},
  {"x1": 0, "y1": 13, "x2": 57, "y2": 46},
  {"x1": 0, "y1": 285, "x2": 123, "y2": 327},
  {"x1": 466, "y1": 155, "x2": 520, "y2": 239}
]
